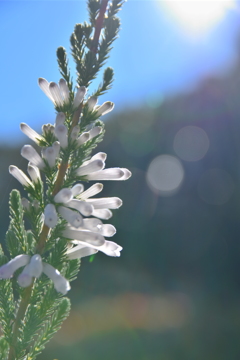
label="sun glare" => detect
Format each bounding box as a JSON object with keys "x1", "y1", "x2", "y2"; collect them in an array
[{"x1": 161, "y1": 0, "x2": 236, "y2": 37}]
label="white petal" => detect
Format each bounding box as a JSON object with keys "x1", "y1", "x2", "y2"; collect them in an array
[
  {"x1": 63, "y1": 228, "x2": 105, "y2": 246},
  {"x1": 49, "y1": 82, "x2": 63, "y2": 107},
  {"x1": 58, "y1": 206, "x2": 83, "y2": 228},
  {"x1": 71, "y1": 125, "x2": 80, "y2": 140},
  {"x1": 42, "y1": 123, "x2": 54, "y2": 135},
  {"x1": 59, "y1": 79, "x2": 70, "y2": 103},
  {"x1": 77, "y1": 132, "x2": 89, "y2": 146},
  {"x1": 42, "y1": 263, "x2": 70, "y2": 295},
  {"x1": 42, "y1": 146, "x2": 57, "y2": 168},
  {"x1": 21, "y1": 145, "x2": 45, "y2": 169},
  {"x1": 95, "y1": 101, "x2": 114, "y2": 117},
  {"x1": 85, "y1": 168, "x2": 125, "y2": 181},
  {"x1": 71, "y1": 184, "x2": 84, "y2": 197},
  {"x1": 17, "y1": 264, "x2": 33, "y2": 287},
  {"x1": 120, "y1": 168, "x2": 132, "y2": 180},
  {"x1": 76, "y1": 159, "x2": 105, "y2": 176},
  {"x1": 99, "y1": 224, "x2": 116, "y2": 237},
  {"x1": 67, "y1": 199, "x2": 93, "y2": 216},
  {"x1": 98, "y1": 240, "x2": 122, "y2": 257},
  {"x1": 79, "y1": 183, "x2": 103, "y2": 200},
  {"x1": 28, "y1": 254, "x2": 43, "y2": 278},
  {"x1": 38, "y1": 78, "x2": 55, "y2": 103},
  {"x1": 72, "y1": 239, "x2": 122, "y2": 257},
  {"x1": 27, "y1": 163, "x2": 41, "y2": 183},
  {"x1": 91, "y1": 152, "x2": 107, "y2": 162},
  {"x1": 54, "y1": 124, "x2": 68, "y2": 148},
  {"x1": 86, "y1": 96, "x2": 98, "y2": 111},
  {"x1": 81, "y1": 218, "x2": 102, "y2": 231},
  {"x1": 91, "y1": 208, "x2": 113, "y2": 220},
  {"x1": 88, "y1": 126, "x2": 102, "y2": 140},
  {"x1": 44, "y1": 204, "x2": 58, "y2": 228},
  {"x1": 54, "y1": 188, "x2": 73, "y2": 203},
  {"x1": 66, "y1": 245, "x2": 98, "y2": 260},
  {"x1": 20, "y1": 123, "x2": 44, "y2": 143},
  {"x1": 53, "y1": 141, "x2": 60, "y2": 158},
  {"x1": 73, "y1": 86, "x2": 87, "y2": 109},
  {"x1": 86, "y1": 197, "x2": 122, "y2": 209},
  {"x1": 55, "y1": 112, "x2": 66, "y2": 126},
  {"x1": 0, "y1": 255, "x2": 30, "y2": 279},
  {"x1": 81, "y1": 152, "x2": 106, "y2": 166},
  {"x1": 9, "y1": 165, "x2": 32, "y2": 187}
]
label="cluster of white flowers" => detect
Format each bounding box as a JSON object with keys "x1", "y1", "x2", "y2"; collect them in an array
[{"x1": 0, "y1": 78, "x2": 131, "y2": 294}]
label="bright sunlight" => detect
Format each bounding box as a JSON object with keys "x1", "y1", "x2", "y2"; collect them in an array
[{"x1": 160, "y1": 0, "x2": 236, "y2": 37}]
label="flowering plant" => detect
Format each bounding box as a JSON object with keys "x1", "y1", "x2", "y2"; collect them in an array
[{"x1": 0, "y1": 1, "x2": 131, "y2": 359}]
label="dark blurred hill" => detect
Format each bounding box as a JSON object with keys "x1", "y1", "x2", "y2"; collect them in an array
[{"x1": 2, "y1": 60, "x2": 240, "y2": 359}]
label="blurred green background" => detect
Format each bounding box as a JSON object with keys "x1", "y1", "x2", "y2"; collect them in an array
[{"x1": 2, "y1": 1, "x2": 240, "y2": 359}]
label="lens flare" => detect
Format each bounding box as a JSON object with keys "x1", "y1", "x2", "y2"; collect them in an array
[
  {"x1": 146, "y1": 154, "x2": 184, "y2": 196},
  {"x1": 160, "y1": 0, "x2": 235, "y2": 37}
]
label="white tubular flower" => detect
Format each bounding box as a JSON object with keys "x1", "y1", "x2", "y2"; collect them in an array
[
  {"x1": 53, "y1": 141, "x2": 61, "y2": 158},
  {"x1": 42, "y1": 124, "x2": 55, "y2": 135},
  {"x1": 81, "y1": 218, "x2": 102, "y2": 231},
  {"x1": 85, "y1": 168, "x2": 125, "y2": 181},
  {"x1": 54, "y1": 188, "x2": 73, "y2": 203},
  {"x1": 88, "y1": 126, "x2": 102, "y2": 140},
  {"x1": 42, "y1": 263, "x2": 70, "y2": 295},
  {"x1": 42, "y1": 146, "x2": 58, "y2": 168},
  {"x1": 44, "y1": 204, "x2": 58, "y2": 228},
  {"x1": 28, "y1": 254, "x2": 43, "y2": 278},
  {"x1": 99, "y1": 224, "x2": 116, "y2": 237},
  {"x1": 119, "y1": 168, "x2": 132, "y2": 180},
  {"x1": 76, "y1": 132, "x2": 89, "y2": 146},
  {"x1": 58, "y1": 206, "x2": 83, "y2": 228},
  {"x1": 78, "y1": 183, "x2": 103, "y2": 200},
  {"x1": 21, "y1": 198, "x2": 30, "y2": 211},
  {"x1": 27, "y1": 163, "x2": 41, "y2": 183},
  {"x1": 0, "y1": 255, "x2": 30, "y2": 279},
  {"x1": 73, "y1": 86, "x2": 87, "y2": 109},
  {"x1": 67, "y1": 244, "x2": 98, "y2": 260},
  {"x1": 91, "y1": 208, "x2": 113, "y2": 220},
  {"x1": 80, "y1": 219, "x2": 116, "y2": 237},
  {"x1": 76, "y1": 159, "x2": 105, "y2": 177},
  {"x1": 67, "y1": 199, "x2": 93, "y2": 216},
  {"x1": 21, "y1": 145, "x2": 45, "y2": 170},
  {"x1": 95, "y1": 101, "x2": 114, "y2": 117},
  {"x1": 38, "y1": 78, "x2": 70, "y2": 107},
  {"x1": 71, "y1": 125, "x2": 80, "y2": 140},
  {"x1": 59, "y1": 79, "x2": 70, "y2": 103},
  {"x1": 71, "y1": 184, "x2": 84, "y2": 197},
  {"x1": 85, "y1": 197, "x2": 122, "y2": 209},
  {"x1": 49, "y1": 82, "x2": 63, "y2": 107},
  {"x1": 63, "y1": 228, "x2": 105, "y2": 246},
  {"x1": 86, "y1": 96, "x2": 98, "y2": 111},
  {"x1": 9, "y1": 165, "x2": 32, "y2": 187},
  {"x1": 55, "y1": 112, "x2": 66, "y2": 126},
  {"x1": 17, "y1": 264, "x2": 33, "y2": 287},
  {"x1": 81, "y1": 153, "x2": 107, "y2": 167},
  {"x1": 20, "y1": 123, "x2": 44, "y2": 144},
  {"x1": 54, "y1": 124, "x2": 68, "y2": 149},
  {"x1": 67, "y1": 239, "x2": 122, "y2": 258}
]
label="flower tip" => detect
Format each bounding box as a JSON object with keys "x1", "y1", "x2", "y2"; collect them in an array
[
  {"x1": 121, "y1": 168, "x2": 132, "y2": 180},
  {"x1": 38, "y1": 77, "x2": 46, "y2": 84}
]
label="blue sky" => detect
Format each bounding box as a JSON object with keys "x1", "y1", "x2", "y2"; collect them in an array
[{"x1": 0, "y1": 0, "x2": 240, "y2": 142}]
